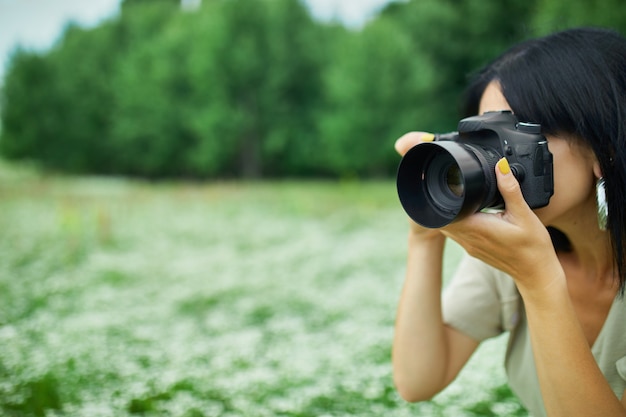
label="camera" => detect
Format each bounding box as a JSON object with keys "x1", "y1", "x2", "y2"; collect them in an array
[{"x1": 396, "y1": 110, "x2": 554, "y2": 228}]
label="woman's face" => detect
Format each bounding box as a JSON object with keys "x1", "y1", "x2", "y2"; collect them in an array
[{"x1": 478, "y1": 81, "x2": 599, "y2": 229}]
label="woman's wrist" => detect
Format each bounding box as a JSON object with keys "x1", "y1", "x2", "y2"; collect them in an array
[
  {"x1": 514, "y1": 263, "x2": 568, "y2": 309},
  {"x1": 408, "y1": 228, "x2": 446, "y2": 247}
]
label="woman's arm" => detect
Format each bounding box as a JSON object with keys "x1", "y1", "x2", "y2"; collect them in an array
[
  {"x1": 443, "y1": 158, "x2": 626, "y2": 416},
  {"x1": 392, "y1": 231, "x2": 479, "y2": 401},
  {"x1": 392, "y1": 132, "x2": 479, "y2": 401},
  {"x1": 521, "y1": 275, "x2": 626, "y2": 417}
]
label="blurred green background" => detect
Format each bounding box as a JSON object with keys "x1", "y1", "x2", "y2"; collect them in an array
[
  {"x1": 1, "y1": 1, "x2": 625, "y2": 416},
  {"x1": 2, "y1": 0, "x2": 625, "y2": 179}
]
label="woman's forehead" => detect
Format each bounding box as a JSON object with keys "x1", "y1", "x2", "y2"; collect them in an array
[{"x1": 478, "y1": 81, "x2": 512, "y2": 115}]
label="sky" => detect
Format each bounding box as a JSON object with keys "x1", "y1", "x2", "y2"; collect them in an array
[{"x1": 0, "y1": 0, "x2": 395, "y2": 81}]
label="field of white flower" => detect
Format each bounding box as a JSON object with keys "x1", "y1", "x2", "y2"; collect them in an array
[{"x1": 0, "y1": 161, "x2": 527, "y2": 416}]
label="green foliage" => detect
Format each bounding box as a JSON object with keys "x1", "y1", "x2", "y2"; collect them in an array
[
  {"x1": 0, "y1": 51, "x2": 57, "y2": 161},
  {"x1": 122, "y1": 0, "x2": 180, "y2": 9},
  {"x1": 318, "y1": 19, "x2": 435, "y2": 177},
  {"x1": 0, "y1": 21, "x2": 122, "y2": 173},
  {"x1": 380, "y1": 0, "x2": 536, "y2": 127},
  {"x1": 0, "y1": 163, "x2": 522, "y2": 416},
  {"x1": 176, "y1": 0, "x2": 327, "y2": 178},
  {"x1": 1, "y1": 373, "x2": 62, "y2": 417},
  {"x1": 110, "y1": 3, "x2": 197, "y2": 177},
  {"x1": 465, "y1": 384, "x2": 528, "y2": 416},
  {"x1": 47, "y1": 22, "x2": 121, "y2": 173},
  {"x1": 1, "y1": 0, "x2": 625, "y2": 178},
  {"x1": 533, "y1": 0, "x2": 626, "y2": 35},
  {"x1": 113, "y1": 0, "x2": 329, "y2": 178}
]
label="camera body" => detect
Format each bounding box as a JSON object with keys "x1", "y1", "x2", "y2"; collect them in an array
[{"x1": 396, "y1": 110, "x2": 554, "y2": 228}]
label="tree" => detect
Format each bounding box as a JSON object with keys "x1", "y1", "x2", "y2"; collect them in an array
[
  {"x1": 121, "y1": 0, "x2": 179, "y2": 12},
  {"x1": 317, "y1": 19, "x2": 435, "y2": 177},
  {"x1": 380, "y1": 0, "x2": 536, "y2": 127},
  {"x1": 532, "y1": 0, "x2": 626, "y2": 35},
  {"x1": 46, "y1": 22, "x2": 121, "y2": 172},
  {"x1": 1, "y1": 21, "x2": 123, "y2": 173},
  {"x1": 180, "y1": 0, "x2": 326, "y2": 178},
  {"x1": 0, "y1": 50, "x2": 57, "y2": 162},
  {"x1": 11, "y1": 0, "x2": 618, "y2": 180},
  {"x1": 109, "y1": 4, "x2": 196, "y2": 177}
]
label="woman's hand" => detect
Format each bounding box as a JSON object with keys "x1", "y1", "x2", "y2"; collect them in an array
[
  {"x1": 441, "y1": 158, "x2": 564, "y2": 295},
  {"x1": 394, "y1": 131, "x2": 562, "y2": 291},
  {"x1": 395, "y1": 132, "x2": 443, "y2": 242}
]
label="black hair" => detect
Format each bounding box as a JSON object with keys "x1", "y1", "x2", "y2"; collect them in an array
[{"x1": 463, "y1": 27, "x2": 626, "y2": 293}]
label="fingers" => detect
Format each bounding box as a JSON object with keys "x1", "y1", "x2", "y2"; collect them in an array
[
  {"x1": 394, "y1": 132, "x2": 434, "y2": 156},
  {"x1": 444, "y1": 158, "x2": 530, "y2": 236},
  {"x1": 495, "y1": 158, "x2": 530, "y2": 219}
]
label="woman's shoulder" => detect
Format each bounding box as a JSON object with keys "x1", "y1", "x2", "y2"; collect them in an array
[
  {"x1": 451, "y1": 253, "x2": 519, "y2": 297},
  {"x1": 442, "y1": 253, "x2": 521, "y2": 340}
]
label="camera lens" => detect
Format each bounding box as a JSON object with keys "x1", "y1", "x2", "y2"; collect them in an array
[
  {"x1": 396, "y1": 141, "x2": 500, "y2": 228},
  {"x1": 423, "y1": 150, "x2": 465, "y2": 214},
  {"x1": 445, "y1": 164, "x2": 464, "y2": 197}
]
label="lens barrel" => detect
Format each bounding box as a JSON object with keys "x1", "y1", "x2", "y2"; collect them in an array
[{"x1": 396, "y1": 141, "x2": 501, "y2": 228}]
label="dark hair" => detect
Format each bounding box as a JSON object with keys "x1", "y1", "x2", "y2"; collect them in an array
[{"x1": 463, "y1": 27, "x2": 626, "y2": 293}]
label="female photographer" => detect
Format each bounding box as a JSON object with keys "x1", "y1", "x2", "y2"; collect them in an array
[{"x1": 392, "y1": 27, "x2": 626, "y2": 417}]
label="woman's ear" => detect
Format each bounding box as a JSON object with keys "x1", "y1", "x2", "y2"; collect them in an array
[{"x1": 593, "y1": 161, "x2": 603, "y2": 179}]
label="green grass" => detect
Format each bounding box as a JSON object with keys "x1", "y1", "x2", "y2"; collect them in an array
[{"x1": 0, "y1": 161, "x2": 526, "y2": 416}]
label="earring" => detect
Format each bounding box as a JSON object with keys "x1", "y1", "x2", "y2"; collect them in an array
[{"x1": 596, "y1": 177, "x2": 608, "y2": 231}]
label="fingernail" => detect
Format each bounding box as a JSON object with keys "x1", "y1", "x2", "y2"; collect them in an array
[
  {"x1": 422, "y1": 133, "x2": 435, "y2": 142},
  {"x1": 497, "y1": 158, "x2": 511, "y2": 175}
]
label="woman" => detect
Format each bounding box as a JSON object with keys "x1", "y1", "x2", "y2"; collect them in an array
[{"x1": 392, "y1": 27, "x2": 626, "y2": 417}]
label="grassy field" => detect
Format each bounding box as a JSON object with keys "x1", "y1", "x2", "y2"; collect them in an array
[{"x1": 0, "y1": 161, "x2": 526, "y2": 417}]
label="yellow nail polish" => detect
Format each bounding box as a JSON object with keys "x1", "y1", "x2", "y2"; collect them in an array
[
  {"x1": 422, "y1": 133, "x2": 435, "y2": 142},
  {"x1": 497, "y1": 158, "x2": 511, "y2": 175}
]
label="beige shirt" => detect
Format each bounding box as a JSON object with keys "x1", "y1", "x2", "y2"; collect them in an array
[{"x1": 442, "y1": 254, "x2": 626, "y2": 417}]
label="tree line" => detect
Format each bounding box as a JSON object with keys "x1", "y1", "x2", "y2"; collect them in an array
[{"x1": 1, "y1": 0, "x2": 624, "y2": 179}]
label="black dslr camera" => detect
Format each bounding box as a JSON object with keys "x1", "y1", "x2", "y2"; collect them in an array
[{"x1": 396, "y1": 111, "x2": 554, "y2": 228}]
